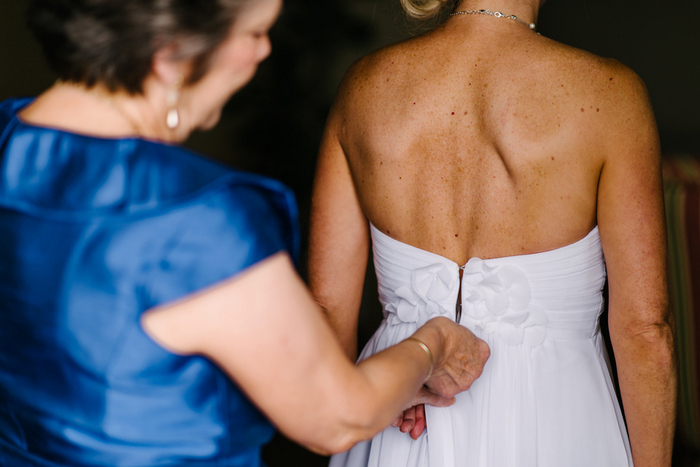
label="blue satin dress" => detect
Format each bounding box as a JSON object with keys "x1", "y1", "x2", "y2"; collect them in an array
[{"x1": 0, "y1": 98, "x2": 299, "y2": 466}]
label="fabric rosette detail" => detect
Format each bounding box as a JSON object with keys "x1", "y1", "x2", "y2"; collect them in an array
[
  {"x1": 461, "y1": 258, "x2": 547, "y2": 347},
  {"x1": 386, "y1": 263, "x2": 458, "y2": 327}
]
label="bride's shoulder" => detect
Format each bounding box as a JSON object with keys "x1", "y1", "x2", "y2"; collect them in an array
[
  {"x1": 534, "y1": 40, "x2": 656, "y2": 159},
  {"x1": 333, "y1": 38, "x2": 425, "y2": 109},
  {"x1": 540, "y1": 39, "x2": 646, "y2": 99},
  {"x1": 524, "y1": 39, "x2": 650, "y2": 132}
]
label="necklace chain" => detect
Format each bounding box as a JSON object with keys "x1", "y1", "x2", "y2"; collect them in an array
[{"x1": 449, "y1": 9, "x2": 537, "y2": 32}]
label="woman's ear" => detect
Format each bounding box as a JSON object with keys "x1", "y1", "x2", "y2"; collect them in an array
[{"x1": 151, "y1": 44, "x2": 188, "y2": 87}]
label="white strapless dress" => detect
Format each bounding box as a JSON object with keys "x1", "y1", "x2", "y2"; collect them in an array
[{"x1": 330, "y1": 224, "x2": 633, "y2": 467}]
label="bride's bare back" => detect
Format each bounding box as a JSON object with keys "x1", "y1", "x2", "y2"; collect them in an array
[
  {"x1": 331, "y1": 17, "x2": 649, "y2": 263},
  {"x1": 309, "y1": 5, "x2": 674, "y2": 466}
]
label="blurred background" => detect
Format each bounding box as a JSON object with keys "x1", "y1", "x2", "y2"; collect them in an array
[{"x1": 1, "y1": 0, "x2": 698, "y2": 465}]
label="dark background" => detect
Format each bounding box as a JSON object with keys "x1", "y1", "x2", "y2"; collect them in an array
[{"x1": 1, "y1": 0, "x2": 698, "y2": 465}]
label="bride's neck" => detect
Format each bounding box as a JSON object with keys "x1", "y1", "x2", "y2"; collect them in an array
[{"x1": 452, "y1": 0, "x2": 541, "y2": 27}]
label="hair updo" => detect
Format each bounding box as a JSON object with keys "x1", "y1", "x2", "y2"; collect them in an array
[
  {"x1": 399, "y1": 0, "x2": 459, "y2": 19},
  {"x1": 26, "y1": 0, "x2": 252, "y2": 94}
]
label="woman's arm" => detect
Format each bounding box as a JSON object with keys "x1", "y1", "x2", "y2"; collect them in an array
[
  {"x1": 597, "y1": 63, "x2": 676, "y2": 467},
  {"x1": 142, "y1": 252, "x2": 489, "y2": 455},
  {"x1": 308, "y1": 94, "x2": 368, "y2": 360}
]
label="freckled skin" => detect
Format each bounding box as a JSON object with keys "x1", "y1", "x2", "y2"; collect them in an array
[{"x1": 324, "y1": 7, "x2": 635, "y2": 262}]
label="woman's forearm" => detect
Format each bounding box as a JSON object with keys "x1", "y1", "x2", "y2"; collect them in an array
[
  {"x1": 143, "y1": 254, "x2": 488, "y2": 455},
  {"x1": 612, "y1": 319, "x2": 676, "y2": 467},
  {"x1": 313, "y1": 336, "x2": 439, "y2": 454}
]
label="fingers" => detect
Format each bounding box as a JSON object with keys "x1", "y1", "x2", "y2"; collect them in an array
[
  {"x1": 409, "y1": 404, "x2": 426, "y2": 440},
  {"x1": 399, "y1": 406, "x2": 416, "y2": 434},
  {"x1": 397, "y1": 404, "x2": 427, "y2": 440},
  {"x1": 391, "y1": 412, "x2": 403, "y2": 428},
  {"x1": 414, "y1": 386, "x2": 455, "y2": 407}
]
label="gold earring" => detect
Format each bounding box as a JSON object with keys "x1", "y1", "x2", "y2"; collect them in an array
[{"x1": 166, "y1": 74, "x2": 183, "y2": 130}]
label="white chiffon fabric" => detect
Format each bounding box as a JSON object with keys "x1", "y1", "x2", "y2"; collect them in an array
[{"x1": 330, "y1": 224, "x2": 633, "y2": 467}]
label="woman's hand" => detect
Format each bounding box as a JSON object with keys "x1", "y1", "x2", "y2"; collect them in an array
[
  {"x1": 414, "y1": 317, "x2": 490, "y2": 399},
  {"x1": 392, "y1": 318, "x2": 490, "y2": 440}
]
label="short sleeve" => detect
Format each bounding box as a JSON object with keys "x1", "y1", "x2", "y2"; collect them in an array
[{"x1": 141, "y1": 178, "x2": 300, "y2": 307}]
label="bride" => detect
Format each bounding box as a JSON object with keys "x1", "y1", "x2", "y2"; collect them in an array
[{"x1": 308, "y1": 0, "x2": 676, "y2": 465}]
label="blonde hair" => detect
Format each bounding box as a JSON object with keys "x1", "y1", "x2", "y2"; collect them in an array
[{"x1": 399, "y1": 0, "x2": 457, "y2": 19}]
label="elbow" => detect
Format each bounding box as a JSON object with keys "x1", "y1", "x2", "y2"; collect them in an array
[
  {"x1": 299, "y1": 423, "x2": 374, "y2": 457},
  {"x1": 282, "y1": 367, "x2": 389, "y2": 455},
  {"x1": 328, "y1": 404, "x2": 383, "y2": 454},
  {"x1": 611, "y1": 319, "x2": 676, "y2": 367},
  {"x1": 299, "y1": 399, "x2": 384, "y2": 456},
  {"x1": 639, "y1": 323, "x2": 675, "y2": 364},
  {"x1": 310, "y1": 432, "x2": 364, "y2": 457}
]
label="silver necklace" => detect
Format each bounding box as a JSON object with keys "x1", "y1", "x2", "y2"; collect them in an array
[{"x1": 449, "y1": 9, "x2": 537, "y2": 32}]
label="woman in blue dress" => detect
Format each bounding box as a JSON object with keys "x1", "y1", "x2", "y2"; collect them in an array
[{"x1": 0, "y1": 0, "x2": 491, "y2": 465}]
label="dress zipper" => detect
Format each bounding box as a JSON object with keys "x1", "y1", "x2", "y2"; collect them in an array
[{"x1": 456, "y1": 266, "x2": 464, "y2": 323}]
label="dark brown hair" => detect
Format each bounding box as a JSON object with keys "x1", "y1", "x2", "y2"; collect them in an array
[{"x1": 27, "y1": 0, "x2": 251, "y2": 93}]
